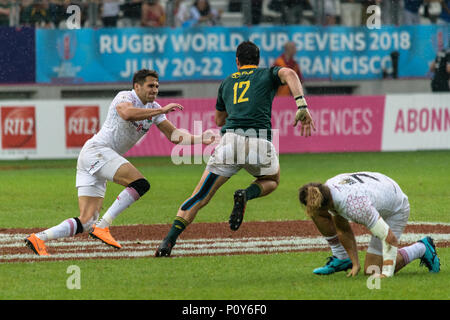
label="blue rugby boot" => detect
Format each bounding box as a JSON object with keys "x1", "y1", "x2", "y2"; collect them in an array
[
  {"x1": 418, "y1": 237, "x2": 440, "y2": 273},
  {"x1": 313, "y1": 256, "x2": 353, "y2": 275}
]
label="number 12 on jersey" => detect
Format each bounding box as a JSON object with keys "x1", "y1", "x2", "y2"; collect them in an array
[{"x1": 233, "y1": 81, "x2": 250, "y2": 104}]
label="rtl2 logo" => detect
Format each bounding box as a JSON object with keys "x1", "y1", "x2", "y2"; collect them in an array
[
  {"x1": 65, "y1": 106, "x2": 99, "y2": 148},
  {"x1": 1, "y1": 106, "x2": 36, "y2": 149}
]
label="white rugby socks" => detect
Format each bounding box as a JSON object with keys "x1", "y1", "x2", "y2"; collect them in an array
[
  {"x1": 96, "y1": 187, "x2": 140, "y2": 229},
  {"x1": 36, "y1": 218, "x2": 78, "y2": 241},
  {"x1": 325, "y1": 235, "x2": 350, "y2": 260},
  {"x1": 35, "y1": 187, "x2": 140, "y2": 241},
  {"x1": 398, "y1": 242, "x2": 426, "y2": 265}
]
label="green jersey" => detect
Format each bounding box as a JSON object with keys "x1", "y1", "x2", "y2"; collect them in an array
[{"x1": 215, "y1": 65, "x2": 283, "y2": 141}]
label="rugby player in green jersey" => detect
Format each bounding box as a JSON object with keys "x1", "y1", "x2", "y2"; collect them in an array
[{"x1": 155, "y1": 41, "x2": 315, "y2": 257}]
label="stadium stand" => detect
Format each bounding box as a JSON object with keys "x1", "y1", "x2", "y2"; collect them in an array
[
  {"x1": 1, "y1": 0, "x2": 445, "y2": 28},
  {"x1": 0, "y1": 0, "x2": 446, "y2": 99}
]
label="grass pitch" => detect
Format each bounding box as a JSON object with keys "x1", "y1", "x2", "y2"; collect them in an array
[{"x1": 0, "y1": 151, "x2": 449, "y2": 300}]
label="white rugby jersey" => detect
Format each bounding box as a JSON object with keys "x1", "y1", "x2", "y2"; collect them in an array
[
  {"x1": 325, "y1": 172, "x2": 408, "y2": 229},
  {"x1": 90, "y1": 90, "x2": 167, "y2": 155}
]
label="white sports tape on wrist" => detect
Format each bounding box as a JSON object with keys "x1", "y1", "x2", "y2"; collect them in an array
[
  {"x1": 369, "y1": 218, "x2": 389, "y2": 241},
  {"x1": 295, "y1": 96, "x2": 308, "y2": 108},
  {"x1": 382, "y1": 242, "x2": 398, "y2": 277}
]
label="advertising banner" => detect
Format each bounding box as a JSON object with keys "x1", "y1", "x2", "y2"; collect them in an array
[
  {"x1": 1, "y1": 106, "x2": 36, "y2": 149},
  {"x1": 65, "y1": 106, "x2": 100, "y2": 148},
  {"x1": 35, "y1": 25, "x2": 449, "y2": 84},
  {"x1": 0, "y1": 101, "x2": 107, "y2": 160},
  {"x1": 382, "y1": 94, "x2": 450, "y2": 151},
  {"x1": 0, "y1": 94, "x2": 448, "y2": 160},
  {"x1": 124, "y1": 95, "x2": 386, "y2": 157},
  {"x1": 273, "y1": 95, "x2": 386, "y2": 153}
]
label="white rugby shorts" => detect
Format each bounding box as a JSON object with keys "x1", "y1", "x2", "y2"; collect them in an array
[
  {"x1": 76, "y1": 140, "x2": 129, "y2": 197},
  {"x1": 206, "y1": 132, "x2": 279, "y2": 177},
  {"x1": 367, "y1": 196, "x2": 410, "y2": 256}
]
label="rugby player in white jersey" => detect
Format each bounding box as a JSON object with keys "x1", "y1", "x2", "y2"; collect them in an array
[
  {"x1": 299, "y1": 172, "x2": 440, "y2": 277},
  {"x1": 25, "y1": 69, "x2": 215, "y2": 256}
]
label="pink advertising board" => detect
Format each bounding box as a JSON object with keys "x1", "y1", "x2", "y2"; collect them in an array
[
  {"x1": 125, "y1": 96, "x2": 386, "y2": 157},
  {"x1": 274, "y1": 95, "x2": 386, "y2": 153}
]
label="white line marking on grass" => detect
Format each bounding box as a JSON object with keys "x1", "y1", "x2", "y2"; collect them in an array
[
  {"x1": 0, "y1": 234, "x2": 29, "y2": 243},
  {"x1": 407, "y1": 221, "x2": 450, "y2": 226},
  {"x1": 1, "y1": 233, "x2": 449, "y2": 262}
]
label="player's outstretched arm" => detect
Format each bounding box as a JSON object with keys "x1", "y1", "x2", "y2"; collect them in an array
[
  {"x1": 157, "y1": 120, "x2": 217, "y2": 145},
  {"x1": 332, "y1": 214, "x2": 361, "y2": 277},
  {"x1": 116, "y1": 102, "x2": 183, "y2": 121},
  {"x1": 277, "y1": 68, "x2": 316, "y2": 136}
]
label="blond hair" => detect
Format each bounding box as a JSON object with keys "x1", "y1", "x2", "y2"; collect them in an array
[{"x1": 298, "y1": 183, "x2": 330, "y2": 218}]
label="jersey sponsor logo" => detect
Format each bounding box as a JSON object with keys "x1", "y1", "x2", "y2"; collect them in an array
[
  {"x1": 1, "y1": 106, "x2": 36, "y2": 149},
  {"x1": 231, "y1": 70, "x2": 254, "y2": 78},
  {"x1": 339, "y1": 178, "x2": 356, "y2": 185},
  {"x1": 65, "y1": 106, "x2": 100, "y2": 148},
  {"x1": 339, "y1": 173, "x2": 379, "y2": 185},
  {"x1": 131, "y1": 121, "x2": 149, "y2": 133}
]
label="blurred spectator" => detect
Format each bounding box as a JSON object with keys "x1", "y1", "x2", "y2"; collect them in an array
[
  {"x1": 141, "y1": 0, "x2": 165, "y2": 27},
  {"x1": 403, "y1": 0, "x2": 424, "y2": 24},
  {"x1": 340, "y1": 0, "x2": 362, "y2": 26},
  {"x1": 420, "y1": 0, "x2": 443, "y2": 23},
  {"x1": 324, "y1": 0, "x2": 338, "y2": 25},
  {"x1": 21, "y1": 0, "x2": 52, "y2": 28},
  {"x1": 175, "y1": 0, "x2": 191, "y2": 26},
  {"x1": 268, "y1": 0, "x2": 282, "y2": 12},
  {"x1": 101, "y1": 0, "x2": 121, "y2": 27},
  {"x1": 273, "y1": 41, "x2": 304, "y2": 96},
  {"x1": 48, "y1": 0, "x2": 66, "y2": 28},
  {"x1": 437, "y1": 0, "x2": 450, "y2": 23},
  {"x1": 189, "y1": 0, "x2": 221, "y2": 26},
  {"x1": 280, "y1": 0, "x2": 312, "y2": 25},
  {"x1": 0, "y1": 0, "x2": 11, "y2": 26},
  {"x1": 430, "y1": 47, "x2": 450, "y2": 92},
  {"x1": 83, "y1": 0, "x2": 99, "y2": 28},
  {"x1": 250, "y1": 0, "x2": 263, "y2": 25},
  {"x1": 380, "y1": 0, "x2": 401, "y2": 25},
  {"x1": 228, "y1": 0, "x2": 241, "y2": 12},
  {"x1": 120, "y1": 0, "x2": 143, "y2": 27}
]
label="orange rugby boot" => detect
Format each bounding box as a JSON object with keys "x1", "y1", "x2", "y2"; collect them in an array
[
  {"x1": 89, "y1": 225, "x2": 122, "y2": 249},
  {"x1": 25, "y1": 233, "x2": 50, "y2": 256}
]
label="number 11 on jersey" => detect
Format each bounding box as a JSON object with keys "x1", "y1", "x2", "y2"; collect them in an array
[{"x1": 233, "y1": 81, "x2": 250, "y2": 104}]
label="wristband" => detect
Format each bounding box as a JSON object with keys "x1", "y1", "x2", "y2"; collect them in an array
[
  {"x1": 369, "y1": 218, "x2": 389, "y2": 241},
  {"x1": 295, "y1": 95, "x2": 308, "y2": 109}
]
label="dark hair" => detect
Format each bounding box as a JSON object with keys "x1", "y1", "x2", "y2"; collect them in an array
[
  {"x1": 236, "y1": 41, "x2": 260, "y2": 66},
  {"x1": 132, "y1": 69, "x2": 159, "y2": 87},
  {"x1": 194, "y1": 0, "x2": 211, "y2": 15}
]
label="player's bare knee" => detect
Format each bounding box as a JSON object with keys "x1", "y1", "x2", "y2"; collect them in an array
[
  {"x1": 257, "y1": 173, "x2": 280, "y2": 185},
  {"x1": 273, "y1": 176, "x2": 280, "y2": 186},
  {"x1": 272, "y1": 173, "x2": 280, "y2": 185},
  {"x1": 128, "y1": 178, "x2": 150, "y2": 198}
]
